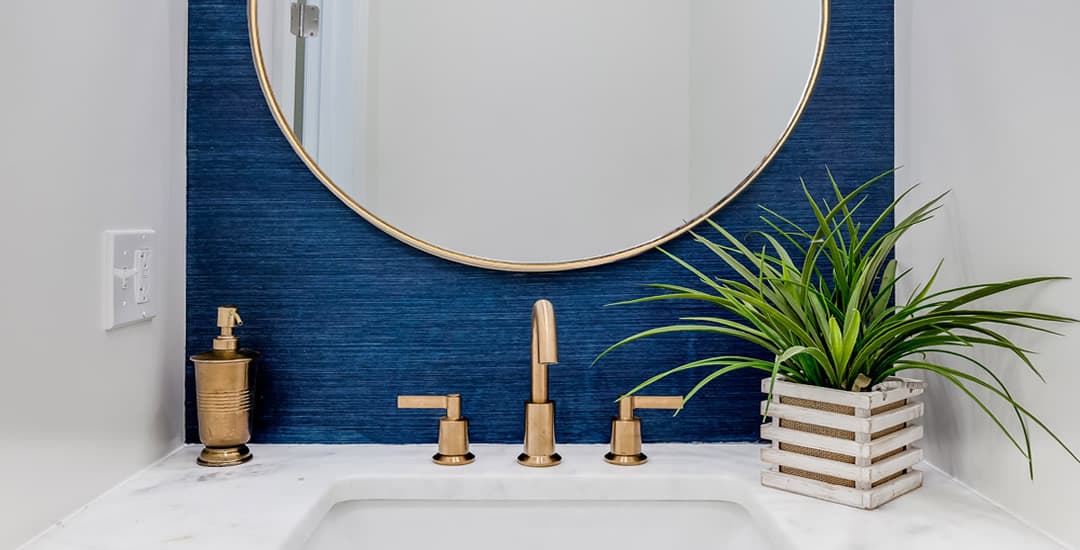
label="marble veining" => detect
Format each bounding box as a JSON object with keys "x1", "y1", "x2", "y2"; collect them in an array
[{"x1": 21, "y1": 445, "x2": 1062, "y2": 550}]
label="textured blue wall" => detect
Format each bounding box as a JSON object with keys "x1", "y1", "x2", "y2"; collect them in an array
[{"x1": 186, "y1": 0, "x2": 894, "y2": 444}]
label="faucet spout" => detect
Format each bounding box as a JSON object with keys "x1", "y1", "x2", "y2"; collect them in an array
[
  {"x1": 530, "y1": 299, "x2": 558, "y2": 403},
  {"x1": 519, "y1": 299, "x2": 562, "y2": 467}
]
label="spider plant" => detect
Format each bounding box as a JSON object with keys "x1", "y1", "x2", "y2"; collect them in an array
[{"x1": 595, "y1": 168, "x2": 1078, "y2": 477}]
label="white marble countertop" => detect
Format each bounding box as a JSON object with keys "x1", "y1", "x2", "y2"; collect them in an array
[{"x1": 22, "y1": 444, "x2": 1063, "y2": 550}]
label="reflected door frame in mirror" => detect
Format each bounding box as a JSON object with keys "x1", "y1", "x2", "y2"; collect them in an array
[{"x1": 247, "y1": 0, "x2": 830, "y2": 272}]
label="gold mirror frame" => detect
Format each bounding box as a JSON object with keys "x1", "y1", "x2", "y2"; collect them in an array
[{"x1": 247, "y1": 0, "x2": 829, "y2": 272}]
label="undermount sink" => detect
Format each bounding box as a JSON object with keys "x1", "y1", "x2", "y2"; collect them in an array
[
  {"x1": 20, "y1": 445, "x2": 1066, "y2": 550},
  {"x1": 302, "y1": 499, "x2": 775, "y2": 550}
]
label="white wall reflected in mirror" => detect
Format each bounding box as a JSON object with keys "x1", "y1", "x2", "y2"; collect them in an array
[{"x1": 256, "y1": 0, "x2": 824, "y2": 265}]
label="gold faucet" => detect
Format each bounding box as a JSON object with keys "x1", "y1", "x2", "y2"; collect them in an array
[
  {"x1": 605, "y1": 395, "x2": 684, "y2": 466},
  {"x1": 517, "y1": 299, "x2": 561, "y2": 467}
]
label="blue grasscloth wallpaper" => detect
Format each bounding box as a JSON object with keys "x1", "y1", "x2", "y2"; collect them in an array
[{"x1": 186, "y1": 0, "x2": 894, "y2": 444}]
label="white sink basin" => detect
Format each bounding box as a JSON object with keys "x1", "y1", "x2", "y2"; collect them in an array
[{"x1": 302, "y1": 499, "x2": 775, "y2": 550}]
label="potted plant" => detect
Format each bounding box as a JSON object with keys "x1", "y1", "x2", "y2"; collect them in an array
[{"x1": 595, "y1": 169, "x2": 1078, "y2": 509}]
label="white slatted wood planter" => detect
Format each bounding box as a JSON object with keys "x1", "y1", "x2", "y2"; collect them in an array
[{"x1": 759, "y1": 376, "x2": 925, "y2": 509}]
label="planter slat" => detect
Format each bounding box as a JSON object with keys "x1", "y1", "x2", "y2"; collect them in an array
[
  {"x1": 762, "y1": 468, "x2": 924, "y2": 509},
  {"x1": 865, "y1": 425, "x2": 924, "y2": 458},
  {"x1": 761, "y1": 376, "x2": 925, "y2": 409},
  {"x1": 866, "y1": 447, "x2": 923, "y2": 483},
  {"x1": 760, "y1": 425, "x2": 865, "y2": 456},
  {"x1": 760, "y1": 399, "x2": 923, "y2": 435},
  {"x1": 761, "y1": 468, "x2": 864, "y2": 508},
  {"x1": 762, "y1": 447, "x2": 863, "y2": 481},
  {"x1": 867, "y1": 471, "x2": 924, "y2": 509},
  {"x1": 761, "y1": 424, "x2": 925, "y2": 460},
  {"x1": 866, "y1": 402, "x2": 924, "y2": 432},
  {"x1": 760, "y1": 401, "x2": 872, "y2": 433},
  {"x1": 761, "y1": 447, "x2": 922, "y2": 484},
  {"x1": 759, "y1": 377, "x2": 925, "y2": 509}
]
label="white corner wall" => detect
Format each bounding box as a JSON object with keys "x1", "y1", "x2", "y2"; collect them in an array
[
  {"x1": 896, "y1": 2, "x2": 1080, "y2": 547},
  {"x1": 0, "y1": 2, "x2": 187, "y2": 548}
]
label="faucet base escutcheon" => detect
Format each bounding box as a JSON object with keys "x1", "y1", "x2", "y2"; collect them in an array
[
  {"x1": 434, "y1": 452, "x2": 477, "y2": 466},
  {"x1": 603, "y1": 452, "x2": 648, "y2": 466},
  {"x1": 517, "y1": 453, "x2": 562, "y2": 468}
]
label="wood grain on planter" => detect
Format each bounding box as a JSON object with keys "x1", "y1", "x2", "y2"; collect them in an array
[{"x1": 760, "y1": 376, "x2": 925, "y2": 509}]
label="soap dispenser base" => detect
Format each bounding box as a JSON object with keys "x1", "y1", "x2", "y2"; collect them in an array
[{"x1": 197, "y1": 445, "x2": 253, "y2": 467}]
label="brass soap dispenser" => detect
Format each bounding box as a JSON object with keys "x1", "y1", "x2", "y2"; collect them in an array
[{"x1": 190, "y1": 306, "x2": 258, "y2": 467}]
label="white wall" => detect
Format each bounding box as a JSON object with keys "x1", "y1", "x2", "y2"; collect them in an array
[
  {"x1": 896, "y1": 2, "x2": 1080, "y2": 546},
  {"x1": 0, "y1": 2, "x2": 187, "y2": 548},
  {"x1": 257, "y1": 0, "x2": 297, "y2": 128},
  {"x1": 370, "y1": 0, "x2": 822, "y2": 263},
  {"x1": 370, "y1": 0, "x2": 693, "y2": 262},
  {"x1": 687, "y1": 0, "x2": 820, "y2": 215}
]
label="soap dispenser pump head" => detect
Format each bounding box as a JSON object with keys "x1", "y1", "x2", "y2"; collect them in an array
[
  {"x1": 217, "y1": 306, "x2": 242, "y2": 332},
  {"x1": 213, "y1": 306, "x2": 243, "y2": 351}
]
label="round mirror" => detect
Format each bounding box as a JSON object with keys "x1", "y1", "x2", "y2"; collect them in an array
[{"x1": 250, "y1": 0, "x2": 828, "y2": 271}]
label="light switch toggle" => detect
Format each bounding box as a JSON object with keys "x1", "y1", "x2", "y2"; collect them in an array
[{"x1": 114, "y1": 266, "x2": 137, "y2": 289}]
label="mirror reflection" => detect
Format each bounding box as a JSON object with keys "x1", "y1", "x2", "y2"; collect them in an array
[{"x1": 255, "y1": 0, "x2": 825, "y2": 266}]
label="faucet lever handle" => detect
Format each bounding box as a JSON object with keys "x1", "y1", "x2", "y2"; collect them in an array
[
  {"x1": 618, "y1": 395, "x2": 684, "y2": 419},
  {"x1": 397, "y1": 394, "x2": 462, "y2": 419},
  {"x1": 606, "y1": 395, "x2": 684, "y2": 467},
  {"x1": 397, "y1": 394, "x2": 474, "y2": 466}
]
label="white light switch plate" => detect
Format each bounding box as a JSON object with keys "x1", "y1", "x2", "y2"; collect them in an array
[{"x1": 104, "y1": 230, "x2": 157, "y2": 330}]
